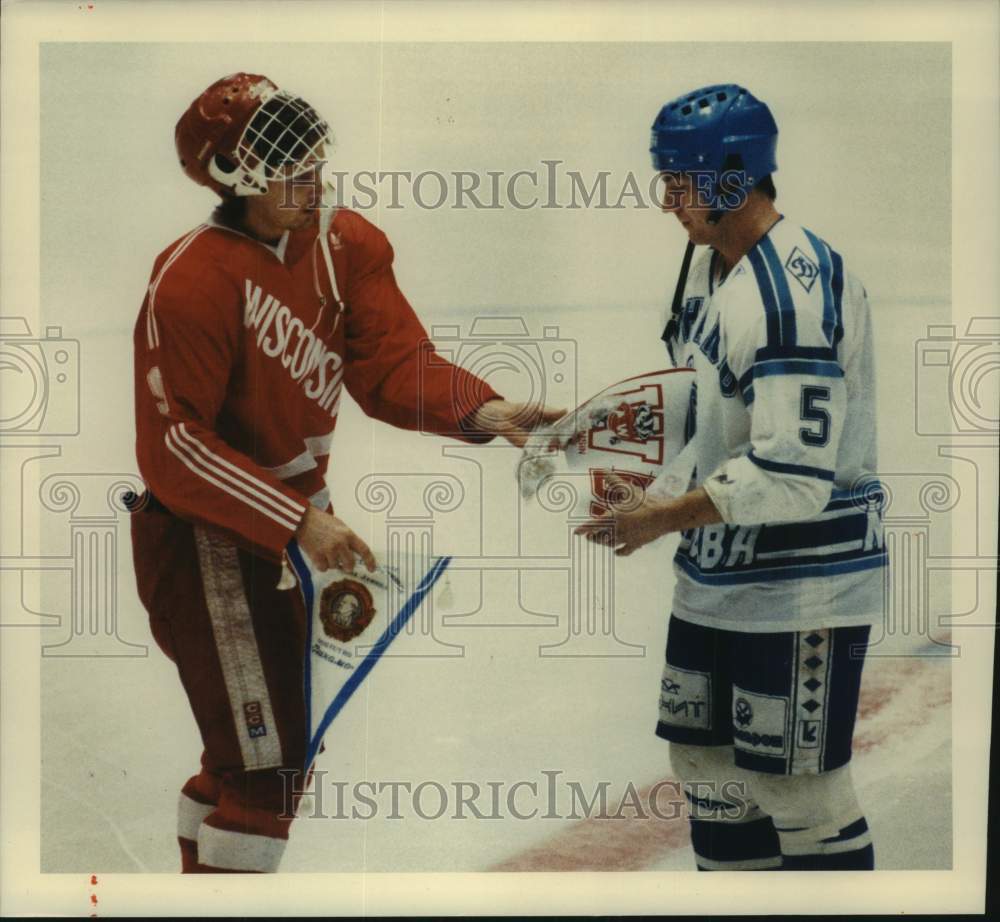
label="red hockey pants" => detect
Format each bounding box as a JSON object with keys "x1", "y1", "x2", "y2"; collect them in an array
[{"x1": 131, "y1": 499, "x2": 311, "y2": 872}]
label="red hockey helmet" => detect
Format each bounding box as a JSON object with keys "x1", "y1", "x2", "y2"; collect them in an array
[{"x1": 175, "y1": 72, "x2": 332, "y2": 197}]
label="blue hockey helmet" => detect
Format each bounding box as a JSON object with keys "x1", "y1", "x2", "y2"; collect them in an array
[{"x1": 650, "y1": 84, "x2": 778, "y2": 191}]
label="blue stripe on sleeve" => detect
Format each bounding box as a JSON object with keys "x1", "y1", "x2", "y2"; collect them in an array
[
  {"x1": 759, "y1": 237, "x2": 798, "y2": 347},
  {"x1": 830, "y1": 247, "x2": 845, "y2": 347},
  {"x1": 753, "y1": 358, "x2": 844, "y2": 379},
  {"x1": 746, "y1": 247, "x2": 783, "y2": 348},
  {"x1": 829, "y1": 480, "x2": 884, "y2": 506},
  {"x1": 755, "y1": 345, "x2": 838, "y2": 362},
  {"x1": 748, "y1": 451, "x2": 835, "y2": 481},
  {"x1": 820, "y1": 817, "x2": 870, "y2": 844},
  {"x1": 823, "y1": 496, "x2": 864, "y2": 512},
  {"x1": 803, "y1": 228, "x2": 836, "y2": 346}
]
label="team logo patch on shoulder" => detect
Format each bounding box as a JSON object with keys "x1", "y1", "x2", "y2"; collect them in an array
[
  {"x1": 319, "y1": 579, "x2": 376, "y2": 642},
  {"x1": 784, "y1": 246, "x2": 820, "y2": 293}
]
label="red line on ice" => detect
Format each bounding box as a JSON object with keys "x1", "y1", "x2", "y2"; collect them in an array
[{"x1": 489, "y1": 655, "x2": 950, "y2": 871}]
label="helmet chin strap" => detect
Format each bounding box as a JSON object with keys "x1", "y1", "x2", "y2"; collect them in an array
[
  {"x1": 661, "y1": 172, "x2": 749, "y2": 357},
  {"x1": 661, "y1": 239, "x2": 696, "y2": 363},
  {"x1": 661, "y1": 200, "x2": 728, "y2": 357}
]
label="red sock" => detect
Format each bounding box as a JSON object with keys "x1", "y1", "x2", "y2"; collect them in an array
[{"x1": 178, "y1": 836, "x2": 199, "y2": 873}]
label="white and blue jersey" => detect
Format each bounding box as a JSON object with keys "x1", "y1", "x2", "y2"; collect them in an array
[{"x1": 664, "y1": 218, "x2": 886, "y2": 632}]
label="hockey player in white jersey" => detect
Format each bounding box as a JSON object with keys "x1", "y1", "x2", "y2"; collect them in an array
[{"x1": 577, "y1": 84, "x2": 885, "y2": 870}]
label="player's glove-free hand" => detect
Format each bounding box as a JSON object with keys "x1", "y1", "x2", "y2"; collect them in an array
[
  {"x1": 470, "y1": 398, "x2": 567, "y2": 450},
  {"x1": 294, "y1": 505, "x2": 377, "y2": 574}
]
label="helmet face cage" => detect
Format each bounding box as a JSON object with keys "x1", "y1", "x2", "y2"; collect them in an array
[{"x1": 210, "y1": 88, "x2": 332, "y2": 196}]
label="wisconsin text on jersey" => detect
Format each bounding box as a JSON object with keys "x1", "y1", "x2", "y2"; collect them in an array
[
  {"x1": 131, "y1": 72, "x2": 568, "y2": 876},
  {"x1": 243, "y1": 280, "x2": 345, "y2": 415}
]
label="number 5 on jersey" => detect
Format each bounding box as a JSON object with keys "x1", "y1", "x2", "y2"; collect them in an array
[{"x1": 799, "y1": 385, "x2": 831, "y2": 446}]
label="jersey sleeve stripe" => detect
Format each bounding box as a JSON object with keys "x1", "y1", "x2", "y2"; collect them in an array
[
  {"x1": 173, "y1": 423, "x2": 307, "y2": 517},
  {"x1": 741, "y1": 347, "x2": 843, "y2": 389},
  {"x1": 828, "y1": 480, "x2": 884, "y2": 506},
  {"x1": 746, "y1": 247, "x2": 784, "y2": 347},
  {"x1": 748, "y1": 450, "x2": 835, "y2": 481},
  {"x1": 829, "y1": 247, "x2": 845, "y2": 347},
  {"x1": 146, "y1": 225, "x2": 210, "y2": 349},
  {"x1": 145, "y1": 302, "x2": 157, "y2": 350},
  {"x1": 759, "y1": 237, "x2": 798, "y2": 347},
  {"x1": 755, "y1": 345, "x2": 838, "y2": 362},
  {"x1": 802, "y1": 228, "x2": 838, "y2": 346},
  {"x1": 753, "y1": 358, "x2": 844, "y2": 379},
  {"x1": 164, "y1": 429, "x2": 301, "y2": 532}
]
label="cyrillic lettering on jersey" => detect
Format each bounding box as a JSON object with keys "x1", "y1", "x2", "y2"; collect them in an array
[
  {"x1": 684, "y1": 523, "x2": 763, "y2": 571},
  {"x1": 679, "y1": 297, "x2": 738, "y2": 398},
  {"x1": 679, "y1": 297, "x2": 704, "y2": 343}
]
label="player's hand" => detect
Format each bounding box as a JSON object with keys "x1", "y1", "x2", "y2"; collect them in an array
[
  {"x1": 574, "y1": 475, "x2": 675, "y2": 556},
  {"x1": 295, "y1": 506, "x2": 377, "y2": 573},
  {"x1": 469, "y1": 398, "x2": 567, "y2": 448},
  {"x1": 574, "y1": 477, "x2": 723, "y2": 556}
]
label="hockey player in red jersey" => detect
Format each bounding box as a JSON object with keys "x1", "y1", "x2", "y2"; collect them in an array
[{"x1": 131, "y1": 73, "x2": 562, "y2": 873}]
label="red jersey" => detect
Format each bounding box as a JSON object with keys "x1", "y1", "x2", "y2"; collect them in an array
[{"x1": 133, "y1": 208, "x2": 499, "y2": 560}]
